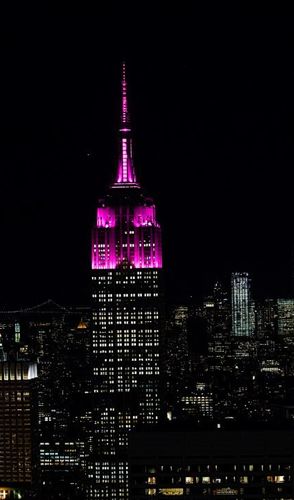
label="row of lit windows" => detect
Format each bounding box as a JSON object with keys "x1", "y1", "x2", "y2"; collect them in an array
[
  {"x1": 95, "y1": 292, "x2": 159, "y2": 300},
  {"x1": 95, "y1": 330, "x2": 159, "y2": 335},
  {"x1": 96, "y1": 323, "x2": 158, "y2": 329},
  {"x1": 94, "y1": 308, "x2": 158, "y2": 314},
  {"x1": 146, "y1": 475, "x2": 289, "y2": 484},
  {"x1": 95, "y1": 340, "x2": 159, "y2": 347},
  {"x1": 98, "y1": 310, "x2": 159, "y2": 316},
  {"x1": 98, "y1": 363, "x2": 159, "y2": 374},
  {"x1": 142, "y1": 464, "x2": 292, "y2": 474},
  {"x1": 95, "y1": 319, "x2": 159, "y2": 325},
  {"x1": 92, "y1": 271, "x2": 158, "y2": 278},
  {"x1": 96, "y1": 333, "x2": 159, "y2": 340}
]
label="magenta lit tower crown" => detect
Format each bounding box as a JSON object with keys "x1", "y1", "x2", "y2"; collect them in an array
[{"x1": 91, "y1": 63, "x2": 162, "y2": 270}]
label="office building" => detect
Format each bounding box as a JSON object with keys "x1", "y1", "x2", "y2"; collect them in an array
[
  {"x1": 129, "y1": 424, "x2": 294, "y2": 498},
  {"x1": 90, "y1": 64, "x2": 164, "y2": 498},
  {"x1": 0, "y1": 361, "x2": 38, "y2": 499},
  {"x1": 231, "y1": 273, "x2": 254, "y2": 337}
]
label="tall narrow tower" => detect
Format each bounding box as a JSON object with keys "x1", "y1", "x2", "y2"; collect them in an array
[
  {"x1": 231, "y1": 272, "x2": 254, "y2": 337},
  {"x1": 91, "y1": 64, "x2": 163, "y2": 499}
]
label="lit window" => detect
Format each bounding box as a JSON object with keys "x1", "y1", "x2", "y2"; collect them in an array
[
  {"x1": 158, "y1": 489, "x2": 184, "y2": 496},
  {"x1": 267, "y1": 476, "x2": 285, "y2": 483}
]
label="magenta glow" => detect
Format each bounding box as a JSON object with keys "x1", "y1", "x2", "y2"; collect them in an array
[
  {"x1": 92, "y1": 63, "x2": 162, "y2": 270},
  {"x1": 92, "y1": 204, "x2": 162, "y2": 270},
  {"x1": 114, "y1": 62, "x2": 138, "y2": 186}
]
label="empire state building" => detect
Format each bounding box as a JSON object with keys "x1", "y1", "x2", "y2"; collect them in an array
[{"x1": 90, "y1": 64, "x2": 164, "y2": 499}]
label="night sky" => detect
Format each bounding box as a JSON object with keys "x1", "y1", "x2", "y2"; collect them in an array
[{"x1": 0, "y1": 10, "x2": 293, "y2": 307}]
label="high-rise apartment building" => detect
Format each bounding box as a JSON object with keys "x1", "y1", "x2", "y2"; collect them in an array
[
  {"x1": 90, "y1": 64, "x2": 163, "y2": 498},
  {"x1": 231, "y1": 272, "x2": 254, "y2": 337},
  {"x1": 0, "y1": 360, "x2": 38, "y2": 499}
]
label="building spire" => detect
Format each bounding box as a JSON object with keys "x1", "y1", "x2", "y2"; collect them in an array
[
  {"x1": 121, "y1": 61, "x2": 129, "y2": 127},
  {"x1": 113, "y1": 62, "x2": 139, "y2": 187}
]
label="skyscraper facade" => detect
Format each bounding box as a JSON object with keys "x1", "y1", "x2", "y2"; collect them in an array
[
  {"x1": 90, "y1": 64, "x2": 163, "y2": 498},
  {"x1": 0, "y1": 360, "x2": 38, "y2": 499},
  {"x1": 231, "y1": 272, "x2": 254, "y2": 337},
  {"x1": 277, "y1": 299, "x2": 294, "y2": 337}
]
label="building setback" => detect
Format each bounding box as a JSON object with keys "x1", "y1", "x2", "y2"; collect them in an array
[{"x1": 90, "y1": 64, "x2": 164, "y2": 499}]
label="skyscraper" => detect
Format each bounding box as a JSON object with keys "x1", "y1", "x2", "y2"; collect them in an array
[
  {"x1": 231, "y1": 272, "x2": 254, "y2": 337},
  {"x1": 90, "y1": 64, "x2": 163, "y2": 498},
  {"x1": 0, "y1": 360, "x2": 38, "y2": 499},
  {"x1": 277, "y1": 299, "x2": 294, "y2": 337},
  {"x1": 0, "y1": 302, "x2": 92, "y2": 499}
]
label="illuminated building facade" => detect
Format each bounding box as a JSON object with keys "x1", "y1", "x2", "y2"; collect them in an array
[
  {"x1": 180, "y1": 382, "x2": 213, "y2": 419},
  {"x1": 90, "y1": 64, "x2": 163, "y2": 498},
  {"x1": 0, "y1": 302, "x2": 92, "y2": 499},
  {"x1": 231, "y1": 272, "x2": 254, "y2": 337},
  {"x1": 277, "y1": 299, "x2": 294, "y2": 337},
  {"x1": 0, "y1": 361, "x2": 38, "y2": 499},
  {"x1": 129, "y1": 426, "x2": 294, "y2": 498}
]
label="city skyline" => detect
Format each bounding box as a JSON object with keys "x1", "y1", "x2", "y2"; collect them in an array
[
  {"x1": 1, "y1": 18, "x2": 294, "y2": 496},
  {"x1": 0, "y1": 14, "x2": 293, "y2": 307}
]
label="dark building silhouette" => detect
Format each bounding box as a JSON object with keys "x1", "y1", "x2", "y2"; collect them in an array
[{"x1": 129, "y1": 425, "x2": 294, "y2": 499}]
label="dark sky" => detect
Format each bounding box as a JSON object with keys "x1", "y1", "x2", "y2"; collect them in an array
[{"x1": 0, "y1": 9, "x2": 293, "y2": 307}]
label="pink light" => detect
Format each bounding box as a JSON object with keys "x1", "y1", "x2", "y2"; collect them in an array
[
  {"x1": 115, "y1": 135, "x2": 137, "y2": 185},
  {"x1": 122, "y1": 138, "x2": 128, "y2": 182},
  {"x1": 92, "y1": 63, "x2": 162, "y2": 270},
  {"x1": 121, "y1": 62, "x2": 128, "y2": 125},
  {"x1": 96, "y1": 207, "x2": 116, "y2": 228},
  {"x1": 133, "y1": 206, "x2": 159, "y2": 227},
  {"x1": 114, "y1": 62, "x2": 139, "y2": 186},
  {"x1": 92, "y1": 203, "x2": 162, "y2": 270}
]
